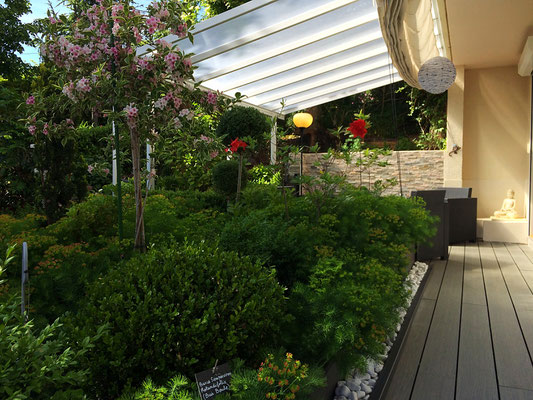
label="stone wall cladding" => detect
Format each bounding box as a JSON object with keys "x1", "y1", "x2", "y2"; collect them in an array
[{"x1": 296, "y1": 150, "x2": 444, "y2": 196}]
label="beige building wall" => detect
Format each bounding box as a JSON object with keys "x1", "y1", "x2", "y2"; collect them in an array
[{"x1": 462, "y1": 66, "x2": 531, "y2": 218}]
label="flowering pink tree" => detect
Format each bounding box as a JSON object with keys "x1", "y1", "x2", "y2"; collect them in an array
[{"x1": 35, "y1": 0, "x2": 217, "y2": 250}]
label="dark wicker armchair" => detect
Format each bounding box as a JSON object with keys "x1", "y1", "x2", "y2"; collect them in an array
[{"x1": 439, "y1": 187, "x2": 477, "y2": 244}]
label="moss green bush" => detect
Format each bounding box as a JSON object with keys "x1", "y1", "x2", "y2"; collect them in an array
[
  {"x1": 215, "y1": 106, "x2": 270, "y2": 147},
  {"x1": 68, "y1": 242, "x2": 286, "y2": 399}
]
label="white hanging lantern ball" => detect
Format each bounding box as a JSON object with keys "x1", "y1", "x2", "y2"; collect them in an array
[{"x1": 418, "y1": 56, "x2": 456, "y2": 94}]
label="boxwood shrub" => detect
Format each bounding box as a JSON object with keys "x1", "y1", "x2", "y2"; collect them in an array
[{"x1": 69, "y1": 242, "x2": 286, "y2": 399}]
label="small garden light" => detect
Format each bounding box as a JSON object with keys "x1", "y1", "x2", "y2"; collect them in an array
[{"x1": 293, "y1": 112, "x2": 313, "y2": 195}]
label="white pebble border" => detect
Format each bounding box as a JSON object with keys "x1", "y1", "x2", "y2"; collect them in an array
[{"x1": 333, "y1": 261, "x2": 429, "y2": 400}]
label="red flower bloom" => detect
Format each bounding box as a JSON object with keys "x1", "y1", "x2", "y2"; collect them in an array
[
  {"x1": 348, "y1": 119, "x2": 367, "y2": 139},
  {"x1": 229, "y1": 137, "x2": 248, "y2": 153}
]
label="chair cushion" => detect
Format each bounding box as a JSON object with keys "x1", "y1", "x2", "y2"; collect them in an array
[{"x1": 439, "y1": 187, "x2": 472, "y2": 199}]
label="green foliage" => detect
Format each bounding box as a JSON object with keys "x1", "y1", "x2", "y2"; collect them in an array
[
  {"x1": 0, "y1": 0, "x2": 31, "y2": 78},
  {"x1": 68, "y1": 242, "x2": 286, "y2": 399},
  {"x1": 75, "y1": 124, "x2": 117, "y2": 191},
  {"x1": 395, "y1": 136, "x2": 417, "y2": 151},
  {"x1": 249, "y1": 164, "x2": 281, "y2": 186},
  {"x1": 50, "y1": 193, "x2": 118, "y2": 245},
  {"x1": 119, "y1": 375, "x2": 199, "y2": 400},
  {"x1": 0, "y1": 80, "x2": 37, "y2": 213},
  {"x1": 0, "y1": 250, "x2": 99, "y2": 400},
  {"x1": 212, "y1": 159, "x2": 248, "y2": 199},
  {"x1": 35, "y1": 134, "x2": 88, "y2": 223},
  {"x1": 414, "y1": 130, "x2": 446, "y2": 150},
  {"x1": 30, "y1": 239, "x2": 126, "y2": 326},
  {"x1": 215, "y1": 106, "x2": 270, "y2": 148},
  {"x1": 0, "y1": 213, "x2": 46, "y2": 245},
  {"x1": 202, "y1": 0, "x2": 251, "y2": 16},
  {"x1": 285, "y1": 253, "x2": 408, "y2": 371},
  {"x1": 229, "y1": 352, "x2": 325, "y2": 400},
  {"x1": 219, "y1": 201, "x2": 338, "y2": 288}
]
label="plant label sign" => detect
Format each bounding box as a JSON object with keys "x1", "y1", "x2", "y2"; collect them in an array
[{"x1": 195, "y1": 363, "x2": 232, "y2": 400}]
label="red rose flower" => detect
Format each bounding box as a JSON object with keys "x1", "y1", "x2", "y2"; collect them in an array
[
  {"x1": 230, "y1": 137, "x2": 248, "y2": 153},
  {"x1": 348, "y1": 119, "x2": 367, "y2": 139}
]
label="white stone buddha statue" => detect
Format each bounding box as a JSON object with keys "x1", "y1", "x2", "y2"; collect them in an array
[{"x1": 492, "y1": 189, "x2": 519, "y2": 219}]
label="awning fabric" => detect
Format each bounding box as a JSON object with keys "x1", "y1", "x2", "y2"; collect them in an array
[
  {"x1": 139, "y1": 0, "x2": 402, "y2": 116},
  {"x1": 375, "y1": 0, "x2": 439, "y2": 89}
]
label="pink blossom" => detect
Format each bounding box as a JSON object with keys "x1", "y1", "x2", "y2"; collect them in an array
[
  {"x1": 132, "y1": 27, "x2": 142, "y2": 43},
  {"x1": 88, "y1": 165, "x2": 94, "y2": 173},
  {"x1": 49, "y1": 16, "x2": 58, "y2": 24},
  {"x1": 210, "y1": 150, "x2": 219, "y2": 159},
  {"x1": 43, "y1": 123, "x2": 49, "y2": 135},
  {"x1": 154, "y1": 97, "x2": 168, "y2": 110},
  {"x1": 164, "y1": 52, "x2": 179, "y2": 71},
  {"x1": 146, "y1": 16, "x2": 160, "y2": 31},
  {"x1": 26, "y1": 95, "x2": 35, "y2": 105},
  {"x1": 183, "y1": 58, "x2": 192, "y2": 69},
  {"x1": 179, "y1": 108, "x2": 190, "y2": 117},
  {"x1": 62, "y1": 81, "x2": 76, "y2": 101},
  {"x1": 156, "y1": 39, "x2": 171, "y2": 49},
  {"x1": 111, "y1": 3, "x2": 124, "y2": 16},
  {"x1": 103, "y1": 168, "x2": 110, "y2": 175},
  {"x1": 28, "y1": 125, "x2": 36, "y2": 135},
  {"x1": 200, "y1": 134, "x2": 213, "y2": 143},
  {"x1": 112, "y1": 21, "x2": 120, "y2": 35},
  {"x1": 123, "y1": 104, "x2": 138, "y2": 126},
  {"x1": 174, "y1": 23, "x2": 187, "y2": 38},
  {"x1": 206, "y1": 91, "x2": 217, "y2": 105},
  {"x1": 76, "y1": 78, "x2": 91, "y2": 93},
  {"x1": 173, "y1": 117, "x2": 182, "y2": 129}
]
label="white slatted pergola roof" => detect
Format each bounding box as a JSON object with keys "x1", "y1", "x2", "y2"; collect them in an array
[{"x1": 139, "y1": 0, "x2": 402, "y2": 117}]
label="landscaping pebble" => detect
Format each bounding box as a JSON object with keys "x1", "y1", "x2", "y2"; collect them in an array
[{"x1": 333, "y1": 261, "x2": 429, "y2": 400}]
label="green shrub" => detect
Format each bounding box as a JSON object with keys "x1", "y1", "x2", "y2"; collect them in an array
[
  {"x1": 30, "y1": 239, "x2": 127, "y2": 326},
  {"x1": 327, "y1": 187, "x2": 435, "y2": 271},
  {"x1": 212, "y1": 160, "x2": 248, "y2": 199},
  {"x1": 284, "y1": 252, "x2": 408, "y2": 371},
  {"x1": 219, "y1": 207, "x2": 338, "y2": 288},
  {"x1": 249, "y1": 164, "x2": 281, "y2": 186},
  {"x1": 49, "y1": 193, "x2": 117, "y2": 245},
  {"x1": 0, "y1": 213, "x2": 46, "y2": 244},
  {"x1": 69, "y1": 242, "x2": 286, "y2": 399},
  {"x1": 215, "y1": 106, "x2": 270, "y2": 147},
  {"x1": 0, "y1": 245, "x2": 98, "y2": 400},
  {"x1": 119, "y1": 375, "x2": 199, "y2": 400}
]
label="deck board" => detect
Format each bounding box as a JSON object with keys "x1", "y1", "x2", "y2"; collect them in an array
[
  {"x1": 462, "y1": 243, "x2": 486, "y2": 305},
  {"x1": 380, "y1": 298, "x2": 436, "y2": 400},
  {"x1": 410, "y1": 246, "x2": 463, "y2": 400},
  {"x1": 456, "y1": 243, "x2": 498, "y2": 400},
  {"x1": 499, "y1": 387, "x2": 533, "y2": 400},
  {"x1": 518, "y1": 245, "x2": 533, "y2": 269},
  {"x1": 379, "y1": 242, "x2": 533, "y2": 400},
  {"x1": 479, "y1": 242, "x2": 533, "y2": 391},
  {"x1": 456, "y1": 302, "x2": 499, "y2": 400}
]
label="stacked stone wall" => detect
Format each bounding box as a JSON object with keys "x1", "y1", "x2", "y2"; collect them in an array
[{"x1": 293, "y1": 150, "x2": 444, "y2": 196}]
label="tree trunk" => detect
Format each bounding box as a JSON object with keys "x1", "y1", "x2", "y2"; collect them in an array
[{"x1": 130, "y1": 127, "x2": 146, "y2": 251}]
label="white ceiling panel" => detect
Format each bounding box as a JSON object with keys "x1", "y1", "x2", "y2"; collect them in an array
[{"x1": 141, "y1": 0, "x2": 400, "y2": 116}]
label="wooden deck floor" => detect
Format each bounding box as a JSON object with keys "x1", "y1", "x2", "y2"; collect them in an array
[{"x1": 380, "y1": 242, "x2": 533, "y2": 400}]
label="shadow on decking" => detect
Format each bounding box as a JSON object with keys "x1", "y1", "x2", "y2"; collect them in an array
[{"x1": 377, "y1": 242, "x2": 533, "y2": 400}]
